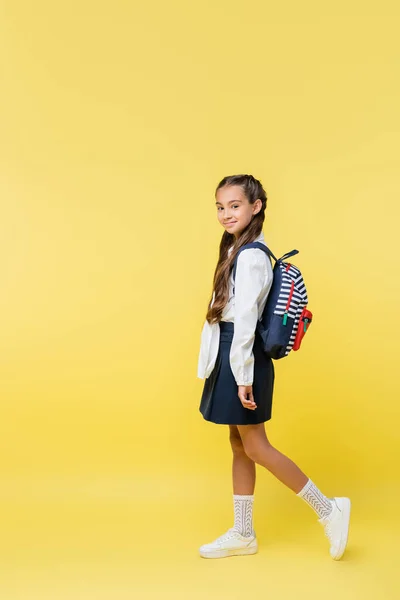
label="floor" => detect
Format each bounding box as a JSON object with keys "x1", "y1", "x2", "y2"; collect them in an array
[{"x1": 0, "y1": 470, "x2": 398, "y2": 600}]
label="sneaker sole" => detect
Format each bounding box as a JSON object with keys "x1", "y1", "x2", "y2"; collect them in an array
[
  {"x1": 199, "y1": 544, "x2": 258, "y2": 559},
  {"x1": 331, "y1": 498, "x2": 351, "y2": 560}
]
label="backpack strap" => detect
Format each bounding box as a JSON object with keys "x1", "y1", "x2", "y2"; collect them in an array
[
  {"x1": 231, "y1": 243, "x2": 300, "y2": 292},
  {"x1": 232, "y1": 242, "x2": 277, "y2": 282},
  {"x1": 278, "y1": 249, "x2": 299, "y2": 262}
]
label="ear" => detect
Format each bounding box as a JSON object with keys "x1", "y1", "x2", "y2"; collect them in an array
[{"x1": 253, "y1": 198, "x2": 262, "y2": 214}]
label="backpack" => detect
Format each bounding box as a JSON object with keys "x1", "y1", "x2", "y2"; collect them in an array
[{"x1": 232, "y1": 242, "x2": 313, "y2": 359}]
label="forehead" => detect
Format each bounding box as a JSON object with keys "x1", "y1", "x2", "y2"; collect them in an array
[{"x1": 215, "y1": 185, "x2": 247, "y2": 204}]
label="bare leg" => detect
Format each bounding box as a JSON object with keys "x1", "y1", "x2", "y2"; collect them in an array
[
  {"x1": 229, "y1": 425, "x2": 351, "y2": 562},
  {"x1": 237, "y1": 423, "x2": 308, "y2": 493},
  {"x1": 229, "y1": 425, "x2": 256, "y2": 495},
  {"x1": 198, "y1": 429, "x2": 259, "y2": 556}
]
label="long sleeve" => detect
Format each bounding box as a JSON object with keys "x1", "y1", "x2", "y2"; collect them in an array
[{"x1": 229, "y1": 249, "x2": 268, "y2": 386}]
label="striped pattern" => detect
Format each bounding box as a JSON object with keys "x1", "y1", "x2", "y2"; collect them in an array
[
  {"x1": 273, "y1": 262, "x2": 308, "y2": 356},
  {"x1": 233, "y1": 494, "x2": 254, "y2": 537},
  {"x1": 297, "y1": 479, "x2": 333, "y2": 519}
]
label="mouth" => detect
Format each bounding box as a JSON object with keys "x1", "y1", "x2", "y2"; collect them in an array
[{"x1": 224, "y1": 222, "x2": 237, "y2": 227}]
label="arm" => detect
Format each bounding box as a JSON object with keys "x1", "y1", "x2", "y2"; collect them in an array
[{"x1": 229, "y1": 249, "x2": 268, "y2": 386}]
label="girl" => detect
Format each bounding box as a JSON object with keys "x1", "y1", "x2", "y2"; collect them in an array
[{"x1": 197, "y1": 174, "x2": 351, "y2": 560}]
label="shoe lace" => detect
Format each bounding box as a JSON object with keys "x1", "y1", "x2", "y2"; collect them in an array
[
  {"x1": 322, "y1": 500, "x2": 336, "y2": 543},
  {"x1": 215, "y1": 529, "x2": 238, "y2": 545}
]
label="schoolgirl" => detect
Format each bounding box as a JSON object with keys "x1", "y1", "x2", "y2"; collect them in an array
[{"x1": 197, "y1": 174, "x2": 351, "y2": 560}]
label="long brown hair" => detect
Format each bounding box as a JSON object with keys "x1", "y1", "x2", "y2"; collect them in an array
[{"x1": 205, "y1": 174, "x2": 268, "y2": 324}]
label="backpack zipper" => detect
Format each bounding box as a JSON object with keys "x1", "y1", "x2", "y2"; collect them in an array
[{"x1": 282, "y1": 280, "x2": 295, "y2": 325}]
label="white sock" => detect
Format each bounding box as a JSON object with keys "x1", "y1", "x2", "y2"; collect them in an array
[
  {"x1": 297, "y1": 478, "x2": 333, "y2": 519},
  {"x1": 233, "y1": 494, "x2": 254, "y2": 536}
]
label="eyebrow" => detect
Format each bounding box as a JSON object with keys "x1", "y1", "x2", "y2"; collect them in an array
[{"x1": 215, "y1": 199, "x2": 243, "y2": 205}]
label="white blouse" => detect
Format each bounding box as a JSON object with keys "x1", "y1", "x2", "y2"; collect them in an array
[{"x1": 197, "y1": 231, "x2": 273, "y2": 386}]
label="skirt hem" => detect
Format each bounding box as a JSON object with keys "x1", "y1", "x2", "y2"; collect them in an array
[{"x1": 200, "y1": 412, "x2": 272, "y2": 426}]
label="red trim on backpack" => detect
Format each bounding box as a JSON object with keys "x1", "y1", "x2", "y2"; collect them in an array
[
  {"x1": 285, "y1": 281, "x2": 295, "y2": 312},
  {"x1": 293, "y1": 307, "x2": 313, "y2": 351}
]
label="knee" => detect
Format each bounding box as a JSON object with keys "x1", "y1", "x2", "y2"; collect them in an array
[
  {"x1": 242, "y1": 441, "x2": 259, "y2": 463},
  {"x1": 243, "y1": 438, "x2": 274, "y2": 465}
]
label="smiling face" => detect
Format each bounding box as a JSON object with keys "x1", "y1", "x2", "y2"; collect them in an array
[{"x1": 215, "y1": 185, "x2": 262, "y2": 239}]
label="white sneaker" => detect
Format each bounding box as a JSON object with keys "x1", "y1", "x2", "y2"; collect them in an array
[
  {"x1": 318, "y1": 497, "x2": 351, "y2": 560},
  {"x1": 199, "y1": 527, "x2": 258, "y2": 559}
]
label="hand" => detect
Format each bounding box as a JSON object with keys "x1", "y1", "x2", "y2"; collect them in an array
[{"x1": 238, "y1": 385, "x2": 257, "y2": 410}]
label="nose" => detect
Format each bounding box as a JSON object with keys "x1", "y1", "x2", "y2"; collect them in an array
[{"x1": 222, "y1": 208, "x2": 235, "y2": 221}]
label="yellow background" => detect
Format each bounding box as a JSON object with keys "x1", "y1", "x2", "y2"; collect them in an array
[{"x1": 1, "y1": 1, "x2": 399, "y2": 598}]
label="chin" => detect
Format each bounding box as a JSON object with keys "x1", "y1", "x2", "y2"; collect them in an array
[{"x1": 225, "y1": 224, "x2": 240, "y2": 232}]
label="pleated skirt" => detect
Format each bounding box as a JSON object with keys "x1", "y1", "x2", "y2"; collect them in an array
[{"x1": 199, "y1": 321, "x2": 275, "y2": 425}]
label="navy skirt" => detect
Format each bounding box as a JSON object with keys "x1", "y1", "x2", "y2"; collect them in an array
[{"x1": 199, "y1": 321, "x2": 275, "y2": 425}]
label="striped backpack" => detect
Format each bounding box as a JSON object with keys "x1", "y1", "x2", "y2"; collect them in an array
[{"x1": 232, "y1": 242, "x2": 313, "y2": 360}]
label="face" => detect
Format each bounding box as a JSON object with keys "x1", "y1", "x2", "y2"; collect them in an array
[{"x1": 215, "y1": 185, "x2": 262, "y2": 239}]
